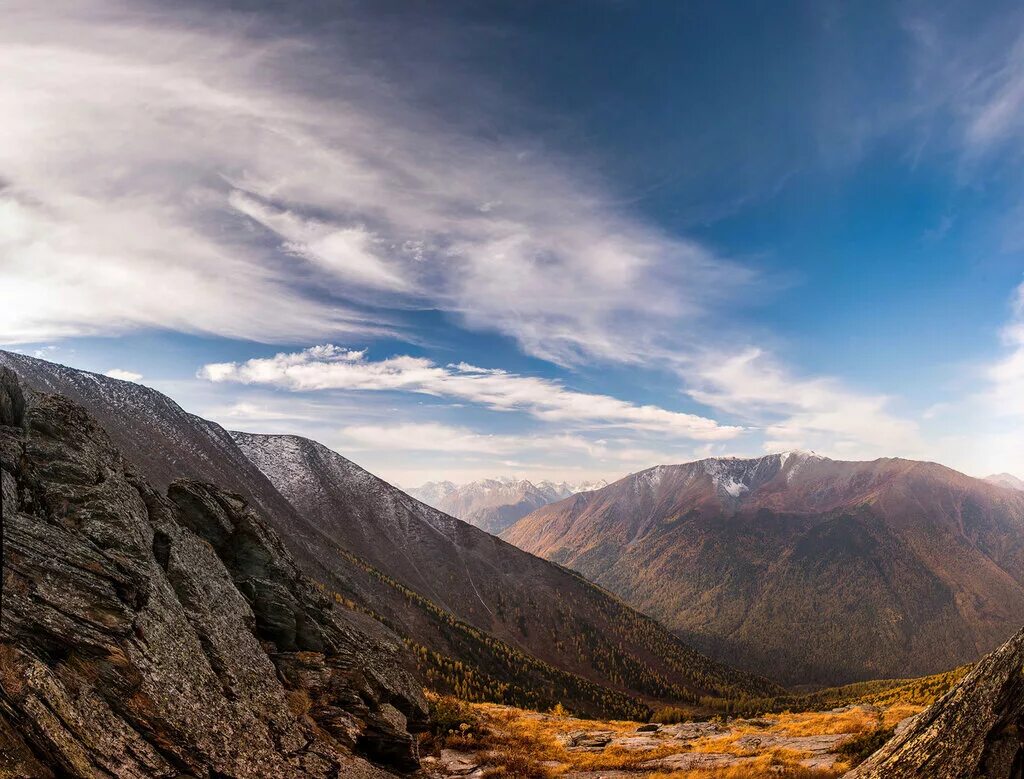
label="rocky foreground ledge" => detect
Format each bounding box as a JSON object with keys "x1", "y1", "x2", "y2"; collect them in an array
[
  {"x1": 0, "y1": 369, "x2": 427, "y2": 777},
  {"x1": 844, "y1": 624, "x2": 1024, "y2": 778}
]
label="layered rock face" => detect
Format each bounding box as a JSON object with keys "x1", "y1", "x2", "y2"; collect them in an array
[
  {"x1": 845, "y1": 625, "x2": 1024, "y2": 778},
  {"x1": 0, "y1": 369, "x2": 426, "y2": 778}
]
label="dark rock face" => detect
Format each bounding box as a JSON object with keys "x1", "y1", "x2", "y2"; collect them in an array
[
  {"x1": 845, "y1": 625, "x2": 1024, "y2": 778},
  {"x1": 0, "y1": 369, "x2": 425, "y2": 778}
]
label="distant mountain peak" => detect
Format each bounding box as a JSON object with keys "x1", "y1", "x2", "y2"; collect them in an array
[
  {"x1": 407, "y1": 475, "x2": 610, "y2": 534},
  {"x1": 986, "y1": 472, "x2": 1024, "y2": 491}
]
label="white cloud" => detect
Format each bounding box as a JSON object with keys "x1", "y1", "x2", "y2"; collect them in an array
[
  {"x1": 211, "y1": 401, "x2": 321, "y2": 423},
  {"x1": 0, "y1": 0, "x2": 749, "y2": 364},
  {"x1": 687, "y1": 348, "x2": 923, "y2": 459},
  {"x1": 332, "y1": 421, "x2": 698, "y2": 487},
  {"x1": 338, "y1": 421, "x2": 673, "y2": 462},
  {"x1": 340, "y1": 422, "x2": 518, "y2": 454},
  {"x1": 200, "y1": 344, "x2": 743, "y2": 441},
  {"x1": 104, "y1": 368, "x2": 143, "y2": 382},
  {"x1": 986, "y1": 282, "x2": 1024, "y2": 416}
]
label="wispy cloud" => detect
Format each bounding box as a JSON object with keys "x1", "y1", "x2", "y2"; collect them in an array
[
  {"x1": 338, "y1": 421, "x2": 677, "y2": 463},
  {"x1": 104, "y1": 368, "x2": 143, "y2": 382},
  {"x1": 686, "y1": 348, "x2": 922, "y2": 458},
  {"x1": 2, "y1": 0, "x2": 962, "y2": 479},
  {"x1": 0, "y1": 0, "x2": 750, "y2": 365},
  {"x1": 200, "y1": 345, "x2": 742, "y2": 440},
  {"x1": 963, "y1": 36, "x2": 1024, "y2": 150},
  {"x1": 986, "y1": 281, "x2": 1024, "y2": 416}
]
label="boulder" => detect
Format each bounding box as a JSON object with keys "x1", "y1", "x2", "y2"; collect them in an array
[
  {"x1": 734, "y1": 733, "x2": 851, "y2": 753},
  {"x1": 562, "y1": 730, "x2": 614, "y2": 750},
  {"x1": 642, "y1": 752, "x2": 754, "y2": 770},
  {"x1": 668, "y1": 720, "x2": 723, "y2": 740}
]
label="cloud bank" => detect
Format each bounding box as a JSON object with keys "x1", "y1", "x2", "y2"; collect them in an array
[{"x1": 687, "y1": 348, "x2": 923, "y2": 458}]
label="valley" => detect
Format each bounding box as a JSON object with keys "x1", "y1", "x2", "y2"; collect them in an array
[{"x1": 1, "y1": 351, "x2": 1022, "y2": 778}]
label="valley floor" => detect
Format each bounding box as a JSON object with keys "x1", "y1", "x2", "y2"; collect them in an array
[{"x1": 417, "y1": 698, "x2": 921, "y2": 778}]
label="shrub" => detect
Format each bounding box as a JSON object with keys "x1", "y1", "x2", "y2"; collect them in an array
[
  {"x1": 427, "y1": 693, "x2": 479, "y2": 737},
  {"x1": 651, "y1": 705, "x2": 693, "y2": 724},
  {"x1": 838, "y1": 727, "x2": 893, "y2": 766}
]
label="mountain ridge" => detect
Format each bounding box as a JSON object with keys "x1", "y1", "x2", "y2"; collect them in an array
[
  {"x1": 0, "y1": 349, "x2": 776, "y2": 721},
  {"x1": 985, "y1": 471, "x2": 1024, "y2": 491},
  {"x1": 229, "y1": 430, "x2": 778, "y2": 712},
  {"x1": 504, "y1": 451, "x2": 1024, "y2": 685}
]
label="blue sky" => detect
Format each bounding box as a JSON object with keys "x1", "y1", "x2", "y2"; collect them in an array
[{"x1": 2, "y1": 0, "x2": 1023, "y2": 485}]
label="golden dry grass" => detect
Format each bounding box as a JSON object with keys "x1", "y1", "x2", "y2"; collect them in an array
[
  {"x1": 756, "y1": 707, "x2": 878, "y2": 736},
  {"x1": 879, "y1": 704, "x2": 920, "y2": 729},
  {"x1": 422, "y1": 695, "x2": 923, "y2": 777}
]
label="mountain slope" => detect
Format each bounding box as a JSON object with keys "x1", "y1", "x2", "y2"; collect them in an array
[
  {"x1": 231, "y1": 432, "x2": 778, "y2": 713},
  {"x1": 504, "y1": 452, "x2": 1024, "y2": 685},
  {"x1": 0, "y1": 350, "x2": 776, "y2": 720},
  {"x1": 0, "y1": 368, "x2": 426, "y2": 777},
  {"x1": 408, "y1": 477, "x2": 607, "y2": 534}
]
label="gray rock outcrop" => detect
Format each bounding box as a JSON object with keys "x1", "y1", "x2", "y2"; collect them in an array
[
  {"x1": 0, "y1": 369, "x2": 426, "y2": 778},
  {"x1": 845, "y1": 625, "x2": 1024, "y2": 778}
]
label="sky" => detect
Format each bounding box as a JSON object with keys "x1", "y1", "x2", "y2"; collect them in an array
[{"x1": 2, "y1": 0, "x2": 1023, "y2": 487}]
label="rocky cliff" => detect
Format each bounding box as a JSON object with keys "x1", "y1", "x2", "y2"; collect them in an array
[
  {"x1": 0, "y1": 368, "x2": 426, "y2": 778},
  {"x1": 845, "y1": 624, "x2": 1024, "y2": 778}
]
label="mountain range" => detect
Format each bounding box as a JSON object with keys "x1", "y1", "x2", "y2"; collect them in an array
[
  {"x1": 503, "y1": 451, "x2": 1024, "y2": 686},
  {"x1": 4, "y1": 350, "x2": 1024, "y2": 776},
  {"x1": 0, "y1": 350, "x2": 774, "y2": 735},
  {"x1": 407, "y1": 477, "x2": 608, "y2": 533}
]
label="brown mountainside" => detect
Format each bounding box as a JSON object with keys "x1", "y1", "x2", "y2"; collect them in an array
[{"x1": 504, "y1": 452, "x2": 1024, "y2": 685}]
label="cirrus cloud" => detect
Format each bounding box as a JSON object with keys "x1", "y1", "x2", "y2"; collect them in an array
[
  {"x1": 0, "y1": 0, "x2": 751, "y2": 367},
  {"x1": 686, "y1": 348, "x2": 923, "y2": 458},
  {"x1": 200, "y1": 345, "x2": 743, "y2": 441}
]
